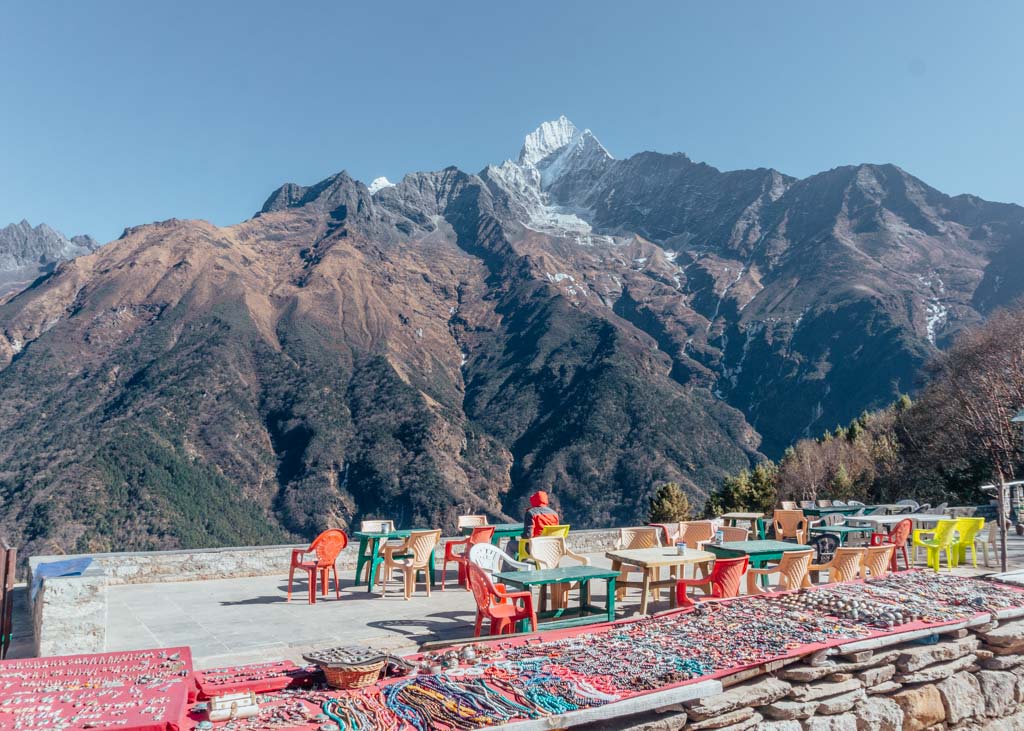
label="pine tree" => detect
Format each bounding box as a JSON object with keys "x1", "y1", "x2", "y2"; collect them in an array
[{"x1": 648, "y1": 482, "x2": 692, "y2": 523}]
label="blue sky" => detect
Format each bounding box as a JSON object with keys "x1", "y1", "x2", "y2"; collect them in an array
[{"x1": 1, "y1": 1, "x2": 1021, "y2": 242}]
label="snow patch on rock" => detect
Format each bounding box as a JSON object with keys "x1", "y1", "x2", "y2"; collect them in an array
[{"x1": 368, "y1": 177, "x2": 395, "y2": 194}]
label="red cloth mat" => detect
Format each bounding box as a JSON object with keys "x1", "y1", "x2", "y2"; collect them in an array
[
  {"x1": 0, "y1": 646, "x2": 194, "y2": 731},
  {"x1": 193, "y1": 660, "x2": 320, "y2": 699}
]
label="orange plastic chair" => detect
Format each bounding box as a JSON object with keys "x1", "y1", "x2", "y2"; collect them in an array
[
  {"x1": 676, "y1": 556, "x2": 749, "y2": 606},
  {"x1": 869, "y1": 518, "x2": 912, "y2": 572},
  {"x1": 441, "y1": 526, "x2": 495, "y2": 590},
  {"x1": 773, "y1": 510, "x2": 809, "y2": 544},
  {"x1": 467, "y1": 562, "x2": 537, "y2": 637},
  {"x1": 288, "y1": 529, "x2": 348, "y2": 604}
]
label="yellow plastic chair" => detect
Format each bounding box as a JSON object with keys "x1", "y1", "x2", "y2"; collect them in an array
[
  {"x1": 912, "y1": 520, "x2": 958, "y2": 571},
  {"x1": 951, "y1": 517, "x2": 985, "y2": 567},
  {"x1": 516, "y1": 523, "x2": 570, "y2": 560}
]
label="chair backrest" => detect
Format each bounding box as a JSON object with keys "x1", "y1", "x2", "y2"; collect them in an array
[
  {"x1": 679, "y1": 521, "x2": 715, "y2": 545},
  {"x1": 468, "y1": 526, "x2": 497, "y2": 546},
  {"x1": 933, "y1": 502, "x2": 949, "y2": 514},
  {"x1": 823, "y1": 513, "x2": 845, "y2": 526},
  {"x1": 405, "y1": 530, "x2": 442, "y2": 566},
  {"x1": 827, "y1": 547, "x2": 866, "y2": 583},
  {"x1": 931, "y1": 520, "x2": 959, "y2": 546},
  {"x1": 776, "y1": 550, "x2": 813, "y2": 590},
  {"x1": 360, "y1": 519, "x2": 395, "y2": 533},
  {"x1": 469, "y1": 543, "x2": 532, "y2": 575},
  {"x1": 719, "y1": 526, "x2": 749, "y2": 542},
  {"x1": 457, "y1": 515, "x2": 488, "y2": 528},
  {"x1": 798, "y1": 501, "x2": 815, "y2": 510},
  {"x1": 618, "y1": 527, "x2": 661, "y2": 550},
  {"x1": 773, "y1": 510, "x2": 807, "y2": 538},
  {"x1": 895, "y1": 499, "x2": 919, "y2": 510},
  {"x1": 539, "y1": 524, "x2": 570, "y2": 538},
  {"x1": 310, "y1": 529, "x2": 348, "y2": 567},
  {"x1": 953, "y1": 517, "x2": 985, "y2": 544},
  {"x1": 466, "y1": 561, "x2": 500, "y2": 614},
  {"x1": 888, "y1": 518, "x2": 913, "y2": 548},
  {"x1": 847, "y1": 500, "x2": 865, "y2": 506},
  {"x1": 832, "y1": 500, "x2": 847, "y2": 506},
  {"x1": 816, "y1": 499, "x2": 833, "y2": 507},
  {"x1": 709, "y1": 556, "x2": 749, "y2": 598},
  {"x1": 862, "y1": 545, "x2": 894, "y2": 579},
  {"x1": 915, "y1": 503, "x2": 932, "y2": 513},
  {"x1": 527, "y1": 536, "x2": 570, "y2": 569},
  {"x1": 781, "y1": 500, "x2": 800, "y2": 510},
  {"x1": 987, "y1": 520, "x2": 1000, "y2": 547},
  {"x1": 810, "y1": 533, "x2": 840, "y2": 564}
]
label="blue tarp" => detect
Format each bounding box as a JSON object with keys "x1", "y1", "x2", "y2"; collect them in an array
[{"x1": 31, "y1": 558, "x2": 93, "y2": 603}]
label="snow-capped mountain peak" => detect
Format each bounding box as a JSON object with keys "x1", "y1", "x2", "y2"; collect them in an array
[
  {"x1": 368, "y1": 176, "x2": 395, "y2": 194},
  {"x1": 519, "y1": 116, "x2": 580, "y2": 166}
]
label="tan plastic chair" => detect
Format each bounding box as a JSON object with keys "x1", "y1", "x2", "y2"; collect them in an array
[
  {"x1": 809, "y1": 546, "x2": 865, "y2": 584},
  {"x1": 861, "y1": 544, "x2": 895, "y2": 579},
  {"x1": 719, "y1": 526, "x2": 749, "y2": 542},
  {"x1": 747, "y1": 549, "x2": 813, "y2": 595},
  {"x1": 457, "y1": 515, "x2": 488, "y2": 528},
  {"x1": 360, "y1": 519, "x2": 395, "y2": 532},
  {"x1": 376, "y1": 529, "x2": 441, "y2": 600},
  {"x1": 527, "y1": 536, "x2": 589, "y2": 609},
  {"x1": 816, "y1": 499, "x2": 834, "y2": 508},
  {"x1": 614, "y1": 527, "x2": 662, "y2": 600},
  {"x1": 780, "y1": 500, "x2": 799, "y2": 510},
  {"x1": 773, "y1": 510, "x2": 809, "y2": 544},
  {"x1": 679, "y1": 520, "x2": 715, "y2": 549},
  {"x1": 979, "y1": 520, "x2": 1001, "y2": 568}
]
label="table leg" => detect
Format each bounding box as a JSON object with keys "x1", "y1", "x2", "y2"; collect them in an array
[
  {"x1": 611, "y1": 560, "x2": 624, "y2": 601},
  {"x1": 429, "y1": 548, "x2": 437, "y2": 586},
  {"x1": 365, "y1": 538, "x2": 382, "y2": 591},
  {"x1": 605, "y1": 578, "x2": 616, "y2": 622},
  {"x1": 640, "y1": 569, "x2": 652, "y2": 615},
  {"x1": 540, "y1": 585, "x2": 548, "y2": 614},
  {"x1": 754, "y1": 558, "x2": 770, "y2": 588},
  {"x1": 756, "y1": 518, "x2": 766, "y2": 540},
  {"x1": 580, "y1": 577, "x2": 591, "y2": 614}
]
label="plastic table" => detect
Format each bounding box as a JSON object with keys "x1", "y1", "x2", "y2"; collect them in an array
[
  {"x1": 460, "y1": 522, "x2": 525, "y2": 546},
  {"x1": 353, "y1": 529, "x2": 438, "y2": 591},
  {"x1": 605, "y1": 547, "x2": 717, "y2": 614},
  {"x1": 494, "y1": 565, "x2": 619, "y2": 631},
  {"x1": 705, "y1": 539, "x2": 813, "y2": 588}
]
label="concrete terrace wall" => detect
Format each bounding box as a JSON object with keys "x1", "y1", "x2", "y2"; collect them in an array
[{"x1": 26, "y1": 529, "x2": 621, "y2": 656}]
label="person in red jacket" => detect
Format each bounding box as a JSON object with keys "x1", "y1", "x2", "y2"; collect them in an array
[{"x1": 522, "y1": 490, "x2": 560, "y2": 538}]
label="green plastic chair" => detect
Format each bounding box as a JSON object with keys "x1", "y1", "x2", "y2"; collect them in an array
[
  {"x1": 951, "y1": 517, "x2": 986, "y2": 568},
  {"x1": 911, "y1": 519, "x2": 958, "y2": 571}
]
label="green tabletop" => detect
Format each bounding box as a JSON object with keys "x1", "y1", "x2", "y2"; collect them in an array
[
  {"x1": 495, "y1": 565, "x2": 619, "y2": 630},
  {"x1": 807, "y1": 525, "x2": 872, "y2": 545},
  {"x1": 459, "y1": 523, "x2": 525, "y2": 545},
  {"x1": 705, "y1": 540, "x2": 811, "y2": 586},
  {"x1": 353, "y1": 529, "x2": 437, "y2": 591},
  {"x1": 802, "y1": 506, "x2": 864, "y2": 517}
]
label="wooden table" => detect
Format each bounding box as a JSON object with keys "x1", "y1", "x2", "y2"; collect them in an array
[
  {"x1": 704, "y1": 540, "x2": 811, "y2": 589},
  {"x1": 352, "y1": 530, "x2": 438, "y2": 591},
  {"x1": 460, "y1": 522, "x2": 525, "y2": 546},
  {"x1": 605, "y1": 547, "x2": 716, "y2": 615},
  {"x1": 494, "y1": 565, "x2": 619, "y2": 631},
  {"x1": 720, "y1": 512, "x2": 767, "y2": 540}
]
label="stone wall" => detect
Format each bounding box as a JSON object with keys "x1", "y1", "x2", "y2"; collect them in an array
[{"x1": 585, "y1": 611, "x2": 1024, "y2": 731}]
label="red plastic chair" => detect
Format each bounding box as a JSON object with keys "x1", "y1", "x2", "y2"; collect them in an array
[
  {"x1": 287, "y1": 529, "x2": 348, "y2": 604},
  {"x1": 676, "y1": 556, "x2": 749, "y2": 607},
  {"x1": 870, "y1": 518, "x2": 912, "y2": 572},
  {"x1": 467, "y1": 562, "x2": 536, "y2": 636},
  {"x1": 441, "y1": 526, "x2": 495, "y2": 590}
]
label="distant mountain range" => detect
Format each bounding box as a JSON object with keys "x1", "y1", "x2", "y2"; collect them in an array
[
  {"x1": 1, "y1": 117, "x2": 1022, "y2": 555},
  {"x1": 0, "y1": 220, "x2": 97, "y2": 298}
]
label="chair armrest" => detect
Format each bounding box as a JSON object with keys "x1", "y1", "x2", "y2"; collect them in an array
[
  {"x1": 747, "y1": 565, "x2": 778, "y2": 577},
  {"x1": 505, "y1": 557, "x2": 534, "y2": 571},
  {"x1": 565, "y1": 548, "x2": 590, "y2": 565},
  {"x1": 808, "y1": 562, "x2": 829, "y2": 572},
  {"x1": 676, "y1": 577, "x2": 712, "y2": 590},
  {"x1": 868, "y1": 532, "x2": 886, "y2": 545},
  {"x1": 912, "y1": 529, "x2": 935, "y2": 543}
]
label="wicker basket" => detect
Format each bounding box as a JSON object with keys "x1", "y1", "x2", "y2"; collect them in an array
[{"x1": 320, "y1": 659, "x2": 386, "y2": 689}]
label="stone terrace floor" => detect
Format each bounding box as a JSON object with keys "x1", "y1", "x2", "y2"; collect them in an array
[{"x1": 11, "y1": 533, "x2": 1024, "y2": 669}]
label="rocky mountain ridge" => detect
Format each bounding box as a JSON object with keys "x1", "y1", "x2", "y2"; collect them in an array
[
  {"x1": 1, "y1": 118, "x2": 1022, "y2": 555},
  {"x1": 0, "y1": 220, "x2": 98, "y2": 298}
]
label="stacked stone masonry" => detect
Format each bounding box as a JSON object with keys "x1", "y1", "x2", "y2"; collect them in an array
[{"x1": 584, "y1": 616, "x2": 1024, "y2": 731}]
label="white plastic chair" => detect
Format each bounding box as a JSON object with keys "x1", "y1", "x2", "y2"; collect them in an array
[{"x1": 468, "y1": 543, "x2": 534, "y2": 576}]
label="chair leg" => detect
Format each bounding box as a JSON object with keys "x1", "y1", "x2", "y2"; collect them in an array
[
  {"x1": 320, "y1": 568, "x2": 328, "y2": 597},
  {"x1": 404, "y1": 570, "x2": 413, "y2": 600},
  {"x1": 333, "y1": 566, "x2": 341, "y2": 599},
  {"x1": 474, "y1": 611, "x2": 483, "y2": 637},
  {"x1": 307, "y1": 568, "x2": 316, "y2": 604},
  {"x1": 440, "y1": 558, "x2": 448, "y2": 590},
  {"x1": 425, "y1": 568, "x2": 432, "y2": 598},
  {"x1": 287, "y1": 565, "x2": 295, "y2": 602}
]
